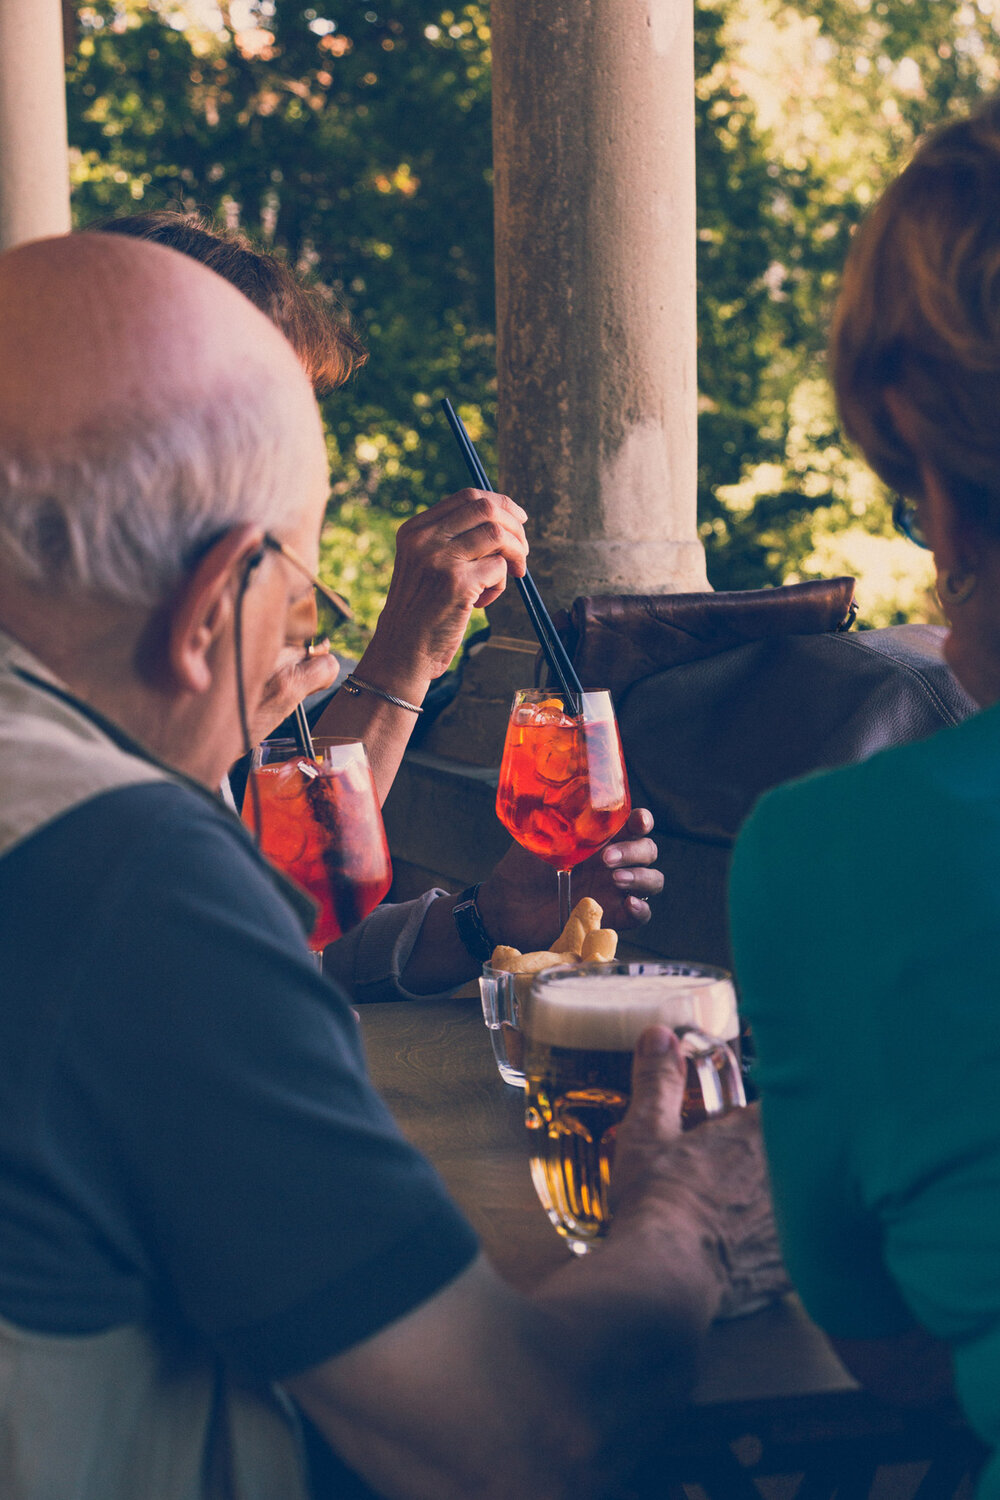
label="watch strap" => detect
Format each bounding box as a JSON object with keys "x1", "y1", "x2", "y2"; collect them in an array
[{"x1": 452, "y1": 883, "x2": 496, "y2": 966}]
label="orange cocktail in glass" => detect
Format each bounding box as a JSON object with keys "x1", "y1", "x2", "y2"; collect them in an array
[
  {"x1": 496, "y1": 690, "x2": 631, "y2": 928},
  {"x1": 243, "y1": 737, "x2": 392, "y2": 953}
]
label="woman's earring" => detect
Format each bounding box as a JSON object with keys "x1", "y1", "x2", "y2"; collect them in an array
[{"x1": 937, "y1": 570, "x2": 978, "y2": 607}]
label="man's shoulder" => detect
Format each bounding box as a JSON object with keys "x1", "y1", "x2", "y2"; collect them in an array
[
  {"x1": 0, "y1": 777, "x2": 336, "y2": 1070},
  {"x1": 733, "y1": 747, "x2": 895, "y2": 887},
  {"x1": 742, "y1": 706, "x2": 996, "y2": 857},
  {"x1": 731, "y1": 707, "x2": 1000, "y2": 991},
  {"x1": 8, "y1": 777, "x2": 248, "y2": 867},
  {"x1": 2, "y1": 778, "x2": 308, "y2": 944}
]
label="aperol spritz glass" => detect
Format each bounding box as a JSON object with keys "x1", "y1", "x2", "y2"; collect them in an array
[
  {"x1": 243, "y1": 737, "x2": 392, "y2": 956},
  {"x1": 496, "y1": 690, "x2": 631, "y2": 931}
]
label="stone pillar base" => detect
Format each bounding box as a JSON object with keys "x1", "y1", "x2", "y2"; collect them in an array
[
  {"x1": 420, "y1": 635, "x2": 540, "y2": 766},
  {"x1": 382, "y1": 749, "x2": 509, "y2": 891},
  {"x1": 529, "y1": 537, "x2": 709, "y2": 604}
]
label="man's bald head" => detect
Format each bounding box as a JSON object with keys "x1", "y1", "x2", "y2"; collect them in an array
[{"x1": 0, "y1": 233, "x2": 328, "y2": 605}]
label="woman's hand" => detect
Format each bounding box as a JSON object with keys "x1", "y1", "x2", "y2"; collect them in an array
[
  {"x1": 247, "y1": 489, "x2": 527, "y2": 792},
  {"x1": 363, "y1": 489, "x2": 530, "y2": 686},
  {"x1": 478, "y1": 808, "x2": 663, "y2": 953}
]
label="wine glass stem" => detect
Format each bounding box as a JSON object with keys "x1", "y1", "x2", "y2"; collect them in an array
[
  {"x1": 311, "y1": 949, "x2": 324, "y2": 971},
  {"x1": 557, "y1": 868, "x2": 572, "y2": 932}
]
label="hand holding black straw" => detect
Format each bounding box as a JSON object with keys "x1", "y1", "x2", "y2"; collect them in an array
[{"x1": 440, "y1": 399, "x2": 584, "y2": 704}]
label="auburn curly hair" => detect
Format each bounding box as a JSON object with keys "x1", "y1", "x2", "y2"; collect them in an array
[
  {"x1": 831, "y1": 96, "x2": 1000, "y2": 536},
  {"x1": 96, "y1": 209, "x2": 367, "y2": 397}
]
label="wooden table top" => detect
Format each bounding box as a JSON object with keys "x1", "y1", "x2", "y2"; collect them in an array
[
  {"x1": 356, "y1": 995, "x2": 855, "y2": 1412},
  {"x1": 356, "y1": 998, "x2": 989, "y2": 1496}
]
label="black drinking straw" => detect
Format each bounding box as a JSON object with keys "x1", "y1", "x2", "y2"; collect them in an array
[
  {"x1": 440, "y1": 399, "x2": 584, "y2": 703},
  {"x1": 293, "y1": 701, "x2": 316, "y2": 760}
]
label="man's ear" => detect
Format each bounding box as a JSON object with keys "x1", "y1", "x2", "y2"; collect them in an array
[{"x1": 166, "y1": 525, "x2": 266, "y2": 694}]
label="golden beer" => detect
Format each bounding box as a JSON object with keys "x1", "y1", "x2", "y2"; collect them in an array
[{"x1": 523, "y1": 964, "x2": 743, "y2": 1254}]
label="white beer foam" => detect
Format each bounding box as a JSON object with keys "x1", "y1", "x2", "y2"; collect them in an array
[{"x1": 527, "y1": 973, "x2": 737, "y2": 1051}]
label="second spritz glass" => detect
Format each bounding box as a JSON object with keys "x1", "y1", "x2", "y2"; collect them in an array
[
  {"x1": 496, "y1": 689, "x2": 631, "y2": 931},
  {"x1": 243, "y1": 737, "x2": 392, "y2": 956}
]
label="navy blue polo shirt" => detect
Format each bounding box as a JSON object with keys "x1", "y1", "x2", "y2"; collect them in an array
[{"x1": 0, "y1": 780, "x2": 477, "y2": 1382}]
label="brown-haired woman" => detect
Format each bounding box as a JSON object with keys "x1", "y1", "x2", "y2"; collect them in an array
[
  {"x1": 729, "y1": 99, "x2": 1000, "y2": 1493},
  {"x1": 99, "y1": 209, "x2": 531, "y2": 804},
  {"x1": 100, "y1": 210, "x2": 366, "y2": 396},
  {"x1": 97, "y1": 210, "x2": 664, "y2": 1001}
]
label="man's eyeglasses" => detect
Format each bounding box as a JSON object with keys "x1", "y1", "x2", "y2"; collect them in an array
[
  {"x1": 262, "y1": 533, "x2": 354, "y2": 632},
  {"x1": 892, "y1": 493, "x2": 930, "y2": 550}
]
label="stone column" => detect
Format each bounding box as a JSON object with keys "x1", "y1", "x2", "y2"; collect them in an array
[
  {"x1": 423, "y1": 0, "x2": 704, "y2": 764},
  {"x1": 494, "y1": 0, "x2": 704, "y2": 602},
  {"x1": 0, "y1": 0, "x2": 71, "y2": 251}
]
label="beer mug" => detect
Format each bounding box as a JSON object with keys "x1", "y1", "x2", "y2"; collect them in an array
[
  {"x1": 523, "y1": 962, "x2": 746, "y2": 1255},
  {"x1": 479, "y1": 965, "x2": 526, "y2": 1086}
]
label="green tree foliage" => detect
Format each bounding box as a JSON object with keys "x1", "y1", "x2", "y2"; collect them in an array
[
  {"x1": 68, "y1": 0, "x2": 497, "y2": 653},
  {"x1": 66, "y1": 1, "x2": 1000, "y2": 627},
  {"x1": 693, "y1": 0, "x2": 1000, "y2": 617}
]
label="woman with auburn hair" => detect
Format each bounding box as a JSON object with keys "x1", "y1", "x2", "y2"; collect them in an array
[
  {"x1": 96, "y1": 210, "x2": 663, "y2": 1003},
  {"x1": 99, "y1": 210, "x2": 527, "y2": 806},
  {"x1": 101, "y1": 211, "x2": 368, "y2": 395},
  {"x1": 729, "y1": 99, "x2": 1000, "y2": 1492}
]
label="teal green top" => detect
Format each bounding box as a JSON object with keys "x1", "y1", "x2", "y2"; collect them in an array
[{"x1": 730, "y1": 698, "x2": 1000, "y2": 1495}]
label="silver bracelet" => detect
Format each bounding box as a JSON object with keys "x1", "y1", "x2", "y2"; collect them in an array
[{"x1": 341, "y1": 673, "x2": 424, "y2": 715}]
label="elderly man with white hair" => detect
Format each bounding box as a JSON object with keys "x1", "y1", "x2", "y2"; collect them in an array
[{"x1": 0, "y1": 232, "x2": 781, "y2": 1500}]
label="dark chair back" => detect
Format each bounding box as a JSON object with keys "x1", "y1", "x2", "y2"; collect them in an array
[{"x1": 564, "y1": 580, "x2": 976, "y2": 967}]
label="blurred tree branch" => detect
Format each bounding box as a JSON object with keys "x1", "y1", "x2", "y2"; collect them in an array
[{"x1": 65, "y1": 0, "x2": 980, "y2": 623}]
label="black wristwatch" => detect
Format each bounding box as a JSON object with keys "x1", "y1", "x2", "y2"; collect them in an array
[{"x1": 452, "y1": 883, "x2": 496, "y2": 965}]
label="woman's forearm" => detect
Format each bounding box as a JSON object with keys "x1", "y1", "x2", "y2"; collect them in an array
[
  {"x1": 312, "y1": 635, "x2": 432, "y2": 804},
  {"x1": 397, "y1": 892, "x2": 479, "y2": 994}
]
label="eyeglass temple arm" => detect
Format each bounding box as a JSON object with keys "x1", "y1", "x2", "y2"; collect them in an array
[{"x1": 263, "y1": 535, "x2": 354, "y2": 624}]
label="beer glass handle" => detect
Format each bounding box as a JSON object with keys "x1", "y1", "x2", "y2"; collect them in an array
[{"x1": 677, "y1": 1027, "x2": 747, "y2": 1118}]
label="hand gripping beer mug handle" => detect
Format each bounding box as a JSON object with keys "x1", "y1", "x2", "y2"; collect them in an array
[{"x1": 676, "y1": 1027, "x2": 746, "y2": 1117}]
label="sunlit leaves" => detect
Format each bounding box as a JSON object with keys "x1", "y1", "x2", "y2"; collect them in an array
[
  {"x1": 68, "y1": 0, "x2": 497, "y2": 528},
  {"x1": 697, "y1": 0, "x2": 994, "y2": 619},
  {"x1": 67, "y1": 0, "x2": 981, "y2": 624}
]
